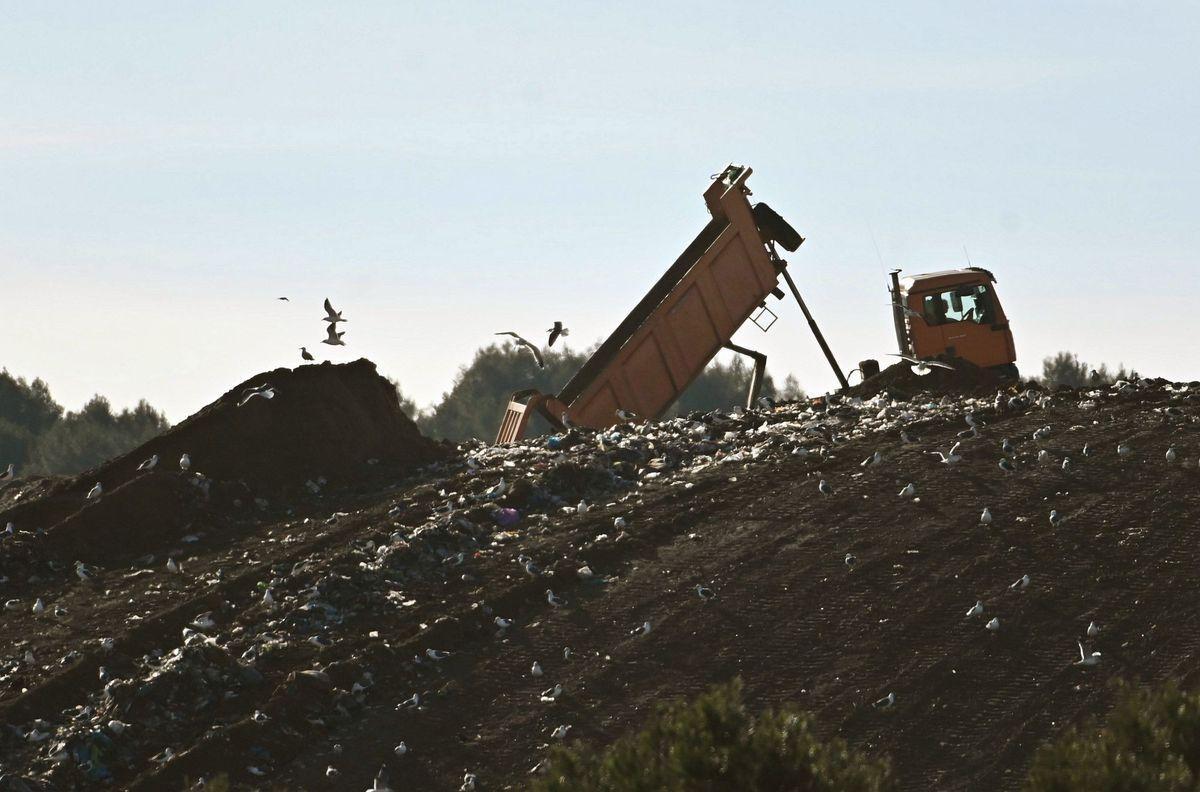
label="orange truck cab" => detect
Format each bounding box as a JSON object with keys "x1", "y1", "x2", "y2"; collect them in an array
[{"x1": 889, "y1": 267, "x2": 1018, "y2": 378}]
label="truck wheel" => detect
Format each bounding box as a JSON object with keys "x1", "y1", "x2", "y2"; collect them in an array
[{"x1": 993, "y1": 364, "x2": 1020, "y2": 381}]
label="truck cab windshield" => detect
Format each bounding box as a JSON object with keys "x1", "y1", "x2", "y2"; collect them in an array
[{"x1": 922, "y1": 284, "x2": 993, "y2": 326}]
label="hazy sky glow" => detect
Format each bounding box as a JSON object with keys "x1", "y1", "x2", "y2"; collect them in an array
[{"x1": 4, "y1": 2, "x2": 1197, "y2": 421}]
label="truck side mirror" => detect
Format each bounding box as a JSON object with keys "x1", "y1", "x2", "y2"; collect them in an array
[{"x1": 950, "y1": 292, "x2": 963, "y2": 313}]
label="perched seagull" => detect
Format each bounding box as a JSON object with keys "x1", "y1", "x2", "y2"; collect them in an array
[
  {"x1": 1062, "y1": 457, "x2": 1072, "y2": 473},
  {"x1": 1117, "y1": 442, "x2": 1133, "y2": 458},
  {"x1": 615, "y1": 408, "x2": 639, "y2": 422},
  {"x1": 546, "y1": 589, "x2": 566, "y2": 607},
  {"x1": 368, "y1": 766, "x2": 394, "y2": 792},
  {"x1": 1010, "y1": 574, "x2": 1031, "y2": 590},
  {"x1": 1037, "y1": 449, "x2": 1050, "y2": 463},
  {"x1": 394, "y1": 742, "x2": 408, "y2": 757},
  {"x1": 844, "y1": 553, "x2": 857, "y2": 568},
  {"x1": 1075, "y1": 641, "x2": 1101, "y2": 667},
  {"x1": 239, "y1": 384, "x2": 278, "y2": 406},
  {"x1": 873, "y1": 692, "x2": 896, "y2": 710},
  {"x1": 322, "y1": 298, "x2": 347, "y2": 323},
  {"x1": 322, "y1": 323, "x2": 347, "y2": 346},
  {"x1": 1002, "y1": 438, "x2": 1015, "y2": 455},
  {"x1": 166, "y1": 557, "x2": 181, "y2": 574},
  {"x1": 1049, "y1": 510, "x2": 1063, "y2": 528},
  {"x1": 563, "y1": 647, "x2": 573, "y2": 660},
  {"x1": 308, "y1": 635, "x2": 333, "y2": 649},
  {"x1": 494, "y1": 616, "x2": 513, "y2": 629},
  {"x1": 979, "y1": 507, "x2": 993, "y2": 525},
  {"x1": 426, "y1": 649, "x2": 450, "y2": 661},
  {"x1": 930, "y1": 443, "x2": 963, "y2": 465},
  {"x1": 551, "y1": 724, "x2": 572, "y2": 740},
  {"x1": 86, "y1": 482, "x2": 103, "y2": 500},
  {"x1": 530, "y1": 661, "x2": 544, "y2": 677},
  {"x1": 546, "y1": 321, "x2": 569, "y2": 347},
  {"x1": 888, "y1": 353, "x2": 955, "y2": 375},
  {"x1": 461, "y1": 773, "x2": 478, "y2": 791},
  {"x1": 898, "y1": 482, "x2": 916, "y2": 499},
  {"x1": 998, "y1": 458, "x2": 1016, "y2": 474},
  {"x1": 986, "y1": 617, "x2": 1000, "y2": 631},
  {"x1": 1082, "y1": 443, "x2": 1095, "y2": 457},
  {"x1": 540, "y1": 683, "x2": 564, "y2": 702},
  {"x1": 957, "y1": 426, "x2": 979, "y2": 440},
  {"x1": 180, "y1": 453, "x2": 191, "y2": 471},
  {"x1": 1166, "y1": 446, "x2": 1178, "y2": 463},
  {"x1": 695, "y1": 584, "x2": 716, "y2": 601},
  {"x1": 137, "y1": 454, "x2": 159, "y2": 472},
  {"x1": 0, "y1": 463, "x2": 14, "y2": 482},
  {"x1": 862, "y1": 451, "x2": 884, "y2": 467},
  {"x1": 965, "y1": 600, "x2": 984, "y2": 618},
  {"x1": 32, "y1": 597, "x2": 45, "y2": 615},
  {"x1": 494, "y1": 332, "x2": 545, "y2": 368},
  {"x1": 630, "y1": 621, "x2": 652, "y2": 637},
  {"x1": 523, "y1": 559, "x2": 542, "y2": 578},
  {"x1": 818, "y1": 479, "x2": 834, "y2": 495},
  {"x1": 300, "y1": 347, "x2": 315, "y2": 361}
]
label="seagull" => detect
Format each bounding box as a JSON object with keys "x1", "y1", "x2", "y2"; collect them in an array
[
  {"x1": 531, "y1": 661, "x2": 543, "y2": 677},
  {"x1": 546, "y1": 589, "x2": 566, "y2": 607},
  {"x1": 998, "y1": 458, "x2": 1016, "y2": 474},
  {"x1": 965, "y1": 600, "x2": 984, "y2": 618},
  {"x1": 1049, "y1": 510, "x2": 1063, "y2": 528},
  {"x1": 895, "y1": 304, "x2": 924, "y2": 321},
  {"x1": 180, "y1": 453, "x2": 191, "y2": 471},
  {"x1": 277, "y1": 296, "x2": 289, "y2": 301},
  {"x1": 630, "y1": 621, "x2": 652, "y2": 637},
  {"x1": 888, "y1": 353, "x2": 955, "y2": 375},
  {"x1": 308, "y1": 635, "x2": 333, "y2": 649},
  {"x1": 965, "y1": 412, "x2": 982, "y2": 429},
  {"x1": 818, "y1": 479, "x2": 833, "y2": 495},
  {"x1": 929, "y1": 443, "x2": 963, "y2": 465},
  {"x1": 873, "y1": 692, "x2": 896, "y2": 710},
  {"x1": 615, "y1": 408, "x2": 639, "y2": 421},
  {"x1": 563, "y1": 647, "x2": 573, "y2": 660},
  {"x1": 844, "y1": 553, "x2": 857, "y2": 568},
  {"x1": 1001, "y1": 438, "x2": 1015, "y2": 455},
  {"x1": 523, "y1": 559, "x2": 542, "y2": 578},
  {"x1": 461, "y1": 773, "x2": 478, "y2": 791},
  {"x1": 1075, "y1": 641, "x2": 1101, "y2": 667},
  {"x1": 551, "y1": 724, "x2": 572, "y2": 740},
  {"x1": 1037, "y1": 449, "x2": 1049, "y2": 463},
  {"x1": 239, "y1": 384, "x2": 278, "y2": 406},
  {"x1": 540, "y1": 684, "x2": 564, "y2": 702},
  {"x1": 577, "y1": 565, "x2": 595, "y2": 580},
  {"x1": 368, "y1": 766, "x2": 394, "y2": 792},
  {"x1": 898, "y1": 482, "x2": 916, "y2": 499},
  {"x1": 323, "y1": 298, "x2": 347, "y2": 323},
  {"x1": 861, "y1": 451, "x2": 884, "y2": 467},
  {"x1": 1062, "y1": 457, "x2": 1072, "y2": 472},
  {"x1": 986, "y1": 617, "x2": 1000, "y2": 631},
  {"x1": 166, "y1": 557, "x2": 181, "y2": 574},
  {"x1": 322, "y1": 323, "x2": 346, "y2": 346},
  {"x1": 957, "y1": 426, "x2": 979, "y2": 440},
  {"x1": 494, "y1": 332, "x2": 545, "y2": 368},
  {"x1": 137, "y1": 454, "x2": 159, "y2": 472},
  {"x1": 263, "y1": 588, "x2": 276, "y2": 607},
  {"x1": 695, "y1": 584, "x2": 716, "y2": 601},
  {"x1": 1117, "y1": 442, "x2": 1133, "y2": 458},
  {"x1": 426, "y1": 649, "x2": 450, "y2": 661},
  {"x1": 900, "y1": 428, "x2": 919, "y2": 444},
  {"x1": 546, "y1": 321, "x2": 569, "y2": 347},
  {"x1": 86, "y1": 482, "x2": 102, "y2": 500},
  {"x1": 494, "y1": 616, "x2": 513, "y2": 629},
  {"x1": 613, "y1": 516, "x2": 627, "y2": 530},
  {"x1": 394, "y1": 742, "x2": 408, "y2": 757},
  {"x1": 1010, "y1": 574, "x2": 1030, "y2": 590},
  {"x1": 300, "y1": 347, "x2": 315, "y2": 361},
  {"x1": 1083, "y1": 443, "x2": 1095, "y2": 457},
  {"x1": 32, "y1": 597, "x2": 45, "y2": 615},
  {"x1": 979, "y1": 507, "x2": 993, "y2": 525},
  {"x1": 0, "y1": 463, "x2": 14, "y2": 481},
  {"x1": 1166, "y1": 446, "x2": 1178, "y2": 463}
]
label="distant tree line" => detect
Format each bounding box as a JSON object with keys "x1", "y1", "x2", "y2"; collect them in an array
[
  {"x1": 403, "y1": 342, "x2": 806, "y2": 443},
  {"x1": 0, "y1": 370, "x2": 169, "y2": 476},
  {"x1": 1040, "y1": 351, "x2": 1132, "y2": 388}
]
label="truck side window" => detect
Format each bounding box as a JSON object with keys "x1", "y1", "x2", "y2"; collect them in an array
[{"x1": 922, "y1": 285, "x2": 992, "y2": 326}]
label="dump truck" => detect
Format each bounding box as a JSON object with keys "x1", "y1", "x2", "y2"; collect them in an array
[{"x1": 496, "y1": 165, "x2": 1017, "y2": 443}]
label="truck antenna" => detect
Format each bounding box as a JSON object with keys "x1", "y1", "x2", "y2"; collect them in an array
[
  {"x1": 868, "y1": 221, "x2": 886, "y2": 277},
  {"x1": 963, "y1": 245, "x2": 973, "y2": 267}
]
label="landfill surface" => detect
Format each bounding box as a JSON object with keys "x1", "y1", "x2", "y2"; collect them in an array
[{"x1": 2, "y1": 359, "x2": 1199, "y2": 791}]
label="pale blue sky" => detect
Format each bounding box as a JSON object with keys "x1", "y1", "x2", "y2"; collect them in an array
[{"x1": 3, "y1": 2, "x2": 1197, "y2": 421}]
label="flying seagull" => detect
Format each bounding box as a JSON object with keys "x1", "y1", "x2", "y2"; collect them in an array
[
  {"x1": 239, "y1": 384, "x2": 279, "y2": 407},
  {"x1": 494, "y1": 332, "x2": 544, "y2": 368},
  {"x1": 929, "y1": 442, "x2": 963, "y2": 465},
  {"x1": 887, "y1": 353, "x2": 955, "y2": 375},
  {"x1": 1075, "y1": 641, "x2": 1101, "y2": 667},
  {"x1": 322, "y1": 324, "x2": 346, "y2": 346},
  {"x1": 893, "y1": 304, "x2": 925, "y2": 321},
  {"x1": 277, "y1": 297, "x2": 289, "y2": 301},
  {"x1": 323, "y1": 298, "x2": 347, "y2": 323},
  {"x1": 300, "y1": 347, "x2": 314, "y2": 361},
  {"x1": 546, "y1": 321, "x2": 569, "y2": 347}
]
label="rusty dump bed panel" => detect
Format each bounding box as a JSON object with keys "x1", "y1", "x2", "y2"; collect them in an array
[{"x1": 561, "y1": 166, "x2": 782, "y2": 429}]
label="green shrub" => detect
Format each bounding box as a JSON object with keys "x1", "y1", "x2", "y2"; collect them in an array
[
  {"x1": 1027, "y1": 680, "x2": 1200, "y2": 791},
  {"x1": 530, "y1": 679, "x2": 892, "y2": 792}
]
